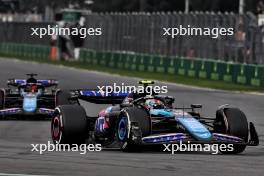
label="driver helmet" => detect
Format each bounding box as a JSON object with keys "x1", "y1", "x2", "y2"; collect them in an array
[{"x1": 145, "y1": 99, "x2": 165, "y2": 109}]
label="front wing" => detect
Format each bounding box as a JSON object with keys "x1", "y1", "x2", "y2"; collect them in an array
[
  {"x1": 0, "y1": 108, "x2": 54, "y2": 116},
  {"x1": 131, "y1": 122, "x2": 259, "y2": 146}
]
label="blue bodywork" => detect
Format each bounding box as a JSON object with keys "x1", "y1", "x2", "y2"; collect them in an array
[
  {"x1": 21, "y1": 90, "x2": 41, "y2": 113},
  {"x1": 176, "y1": 117, "x2": 212, "y2": 141},
  {"x1": 150, "y1": 109, "x2": 212, "y2": 141},
  {"x1": 80, "y1": 90, "x2": 129, "y2": 97}
]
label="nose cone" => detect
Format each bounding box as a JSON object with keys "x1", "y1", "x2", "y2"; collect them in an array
[
  {"x1": 23, "y1": 95, "x2": 37, "y2": 113},
  {"x1": 176, "y1": 117, "x2": 212, "y2": 141}
]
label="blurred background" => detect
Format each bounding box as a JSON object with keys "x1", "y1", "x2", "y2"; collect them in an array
[{"x1": 1, "y1": 0, "x2": 264, "y2": 64}]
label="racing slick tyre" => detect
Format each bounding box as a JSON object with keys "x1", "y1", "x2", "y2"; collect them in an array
[
  {"x1": 56, "y1": 90, "x2": 78, "y2": 106},
  {"x1": 215, "y1": 107, "x2": 248, "y2": 154},
  {"x1": 51, "y1": 105, "x2": 88, "y2": 145},
  {"x1": 117, "y1": 106, "x2": 151, "y2": 152}
]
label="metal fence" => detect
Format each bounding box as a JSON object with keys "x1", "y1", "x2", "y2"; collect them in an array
[
  {"x1": 0, "y1": 12, "x2": 264, "y2": 65},
  {"x1": 0, "y1": 22, "x2": 52, "y2": 45}
]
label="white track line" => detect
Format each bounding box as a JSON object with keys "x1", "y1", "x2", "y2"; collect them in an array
[{"x1": 0, "y1": 173, "x2": 49, "y2": 176}]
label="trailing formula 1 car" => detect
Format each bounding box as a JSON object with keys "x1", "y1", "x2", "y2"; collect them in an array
[
  {"x1": 0, "y1": 74, "x2": 72, "y2": 119},
  {"x1": 51, "y1": 81, "x2": 259, "y2": 154}
]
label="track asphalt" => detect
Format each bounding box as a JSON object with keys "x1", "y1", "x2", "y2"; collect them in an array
[{"x1": 0, "y1": 58, "x2": 263, "y2": 176}]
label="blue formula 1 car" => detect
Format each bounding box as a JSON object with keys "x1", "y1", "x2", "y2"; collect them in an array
[
  {"x1": 0, "y1": 74, "x2": 73, "y2": 119},
  {"x1": 51, "y1": 81, "x2": 259, "y2": 154}
]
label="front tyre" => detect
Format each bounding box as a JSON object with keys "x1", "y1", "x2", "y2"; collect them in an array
[
  {"x1": 117, "y1": 107, "x2": 151, "y2": 152},
  {"x1": 51, "y1": 105, "x2": 88, "y2": 145},
  {"x1": 215, "y1": 107, "x2": 248, "y2": 154}
]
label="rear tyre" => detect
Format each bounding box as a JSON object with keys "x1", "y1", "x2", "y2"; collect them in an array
[
  {"x1": 51, "y1": 105, "x2": 88, "y2": 145},
  {"x1": 117, "y1": 107, "x2": 151, "y2": 152},
  {"x1": 215, "y1": 107, "x2": 248, "y2": 154}
]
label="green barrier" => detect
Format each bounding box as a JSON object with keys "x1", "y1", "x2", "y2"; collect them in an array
[
  {"x1": 0, "y1": 43, "x2": 3, "y2": 54},
  {"x1": 234, "y1": 64, "x2": 246, "y2": 84},
  {"x1": 177, "y1": 59, "x2": 200, "y2": 78},
  {"x1": 177, "y1": 58, "x2": 189, "y2": 76},
  {"x1": 129, "y1": 54, "x2": 137, "y2": 71},
  {"x1": 173, "y1": 57, "x2": 182, "y2": 75},
  {"x1": 17, "y1": 44, "x2": 22, "y2": 57},
  {"x1": 126, "y1": 53, "x2": 135, "y2": 71},
  {"x1": 196, "y1": 60, "x2": 205, "y2": 78},
  {"x1": 117, "y1": 53, "x2": 126, "y2": 69},
  {"x1": 246, "y1": 65, "x2": 264, "y2": 87},
  {"x1": 79, "y1": 49, "x2": 86, "y2": 62},
  {"x1": 156, "y1": 56, "x2": 170, "y2": 74},
  {"x1": 167, "y1": 57, "x2": 176, "y2": 74},
  {"x1": 108, "y1": 52, "x2": 115, "y2": 68},
  {"x1": 104, "y1": 51, "x2": 112, "y2": 67},
  {"x1": 140, "y1": 54, "x2": 151, "y2": 72},
  {"x1": 98, "y1": 51, "x2": 107, "y2": 66},
  {"x1": 136, "y1": 54, "x2": 144, "y2": 71},
  {"x1": 156, "y1": 56, "x2": 165, "y2": 73},
  {"x1": 214, "y1": 62, "x2": 228, "y2": 81},
  {"x1": 1, "y1": 42, "x2": 264, "y2": 88},
  {"x1": 243, "y1": 65, "x2": 254, "y2": 85},
  {"x1": 89, "y1": 49, "x2": 96, "y2": 64},
  {"x1": 94, "y1": 51, "x2": 103, "y2": 65},
  {"x1": 152, "y1": 55, "x2": 162, "y2": 73},
  {"x1": 36, "y1": 46, "x2": 41, "y2": 59},
  {"x1": 85, "y1": 49, "x2": 94, "y2": 64},
  {"x1": 118, "y1": 53, "x2": 128, "y2": 69},
  {"x1": 196, "y1": 60, "x2": 214, "y2": 79},
  {"x1": 152, "y1": 55, "x2": 171, "y2": 73},
  {"x1": 232, "y1": 63, "x2": 255, "y2": 85},
  {"x1": 112, "y1": 52, "x2": 120, "y2": 68},
  {"x1": 123, "y1": 53, "x2": 130, "y2": 69},
  {"x1": 39, "y1": 46, "x2": 45, "y2": 59},
  {"x1": 146, "y1": 55, "x2": 155, "y2": 72},
  {"x1": 184, "y1": 59, "x2": 199, "y2": 78},
  {"x1": 129, "y1": 54, "x2": 141, "y2": 71},
  {"x1": 210, "y1": 61, "x2": 223, "y2": 81}
]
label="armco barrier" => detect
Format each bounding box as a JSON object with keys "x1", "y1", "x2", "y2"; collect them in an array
[{"x1": 1, "y1": 42, "x2": 264, "y2": 88}]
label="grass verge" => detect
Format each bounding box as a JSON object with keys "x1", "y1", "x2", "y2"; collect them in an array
[{"x1": 1, "y1": 55, "x2": 264, "y2": 93}]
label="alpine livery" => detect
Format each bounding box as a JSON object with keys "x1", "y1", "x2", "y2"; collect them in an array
[
  {"x1": 0, "y1": 74, "x2": 72, "y2": 119},
  {"x1": 51, "y1": 81, "x2": 259, "y2": 154}
]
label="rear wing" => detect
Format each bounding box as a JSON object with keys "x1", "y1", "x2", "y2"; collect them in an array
[{"x1": 75, "y1": 90, "x2": 129, "y2": 104}]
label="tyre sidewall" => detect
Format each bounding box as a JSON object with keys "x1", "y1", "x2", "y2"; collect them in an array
[
  {"x1": 51, "y1": 105, "x2": 88, "y2": 145},
  {"x1": 215, "y1": 107, "x2": 248, "y2": 154}
]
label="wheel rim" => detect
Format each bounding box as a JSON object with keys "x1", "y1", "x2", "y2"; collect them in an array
[
  {"x1": 52, "y1": 115, "x2": 61, "y2": 142},
  {"x1": 118, "y1": 118, "x2": 127, "y2": 141}
]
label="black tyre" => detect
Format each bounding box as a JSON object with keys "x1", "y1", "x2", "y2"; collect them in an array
[
  {"x1": 215, "y1": 107, "x2": 248, "y2": 154},
  {"x1": 117, "y1": 106, "x2": 151, "y2": 152},
  {"x1": 51, "y1": 105, "x2": 88, "y2": 145},
  {"x1": 56, "y1": 90, "x2": 77, "y2": 106}
]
